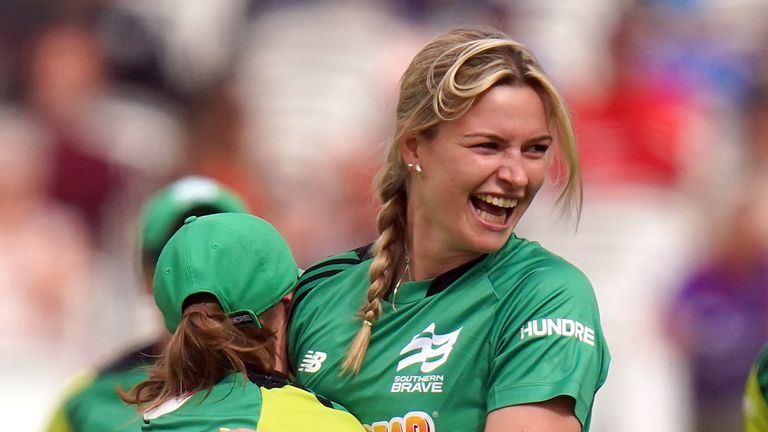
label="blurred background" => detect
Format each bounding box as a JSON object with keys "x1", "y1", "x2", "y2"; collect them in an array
[{"x1": 1, "y1": 0, "x2": 767, "y2": 430}]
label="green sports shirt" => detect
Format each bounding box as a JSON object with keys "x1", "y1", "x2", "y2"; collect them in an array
[
  {"x1": 139, "y1": 372, "x2": 365, "y2": 431},
  {"x1": 46, "y1": 342, "x2": 157, "y2": 432},
  {"x1": 745, "y1": 344, "x2": 768, "y2": 432},
  {"x1": 289, "y1": 234, "x2": 611, "y2": 432}
]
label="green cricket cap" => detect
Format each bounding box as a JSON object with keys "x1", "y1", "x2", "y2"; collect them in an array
[
  {"x1": 140, "y1": 176, "x2": 248, "y2": 257},
  {"x1": 154, "y1": 213, "x2": 298, "y2": 333}
]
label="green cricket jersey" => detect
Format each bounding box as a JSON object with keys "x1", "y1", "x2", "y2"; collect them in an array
[
  {"x1": 46, "y1": 342, "x2": 157, "y2": 432},
  {"x1": 140, "y1": 372, "x2": 365, "y2": 431},
  {"x1": 745, "y1": 344, "x2": 768, "y2": 432},
  {"x1": 289, "y1": 234, "x2": 610, "y2": 432}
]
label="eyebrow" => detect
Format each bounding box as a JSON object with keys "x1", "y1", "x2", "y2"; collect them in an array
[{"x1": 462, "y1": 132, "x2": 553, "y2": 144}]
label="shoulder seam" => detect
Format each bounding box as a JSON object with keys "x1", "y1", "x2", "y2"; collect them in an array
[{"x1": 295, "y1": 268, "x2": 350, "y2": 294}]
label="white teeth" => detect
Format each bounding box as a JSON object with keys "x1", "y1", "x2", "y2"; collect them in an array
[
  {"x1": 474, "y1": 208, "x2": 506, "y2": 224},
  {"x1": 476, "y1": 194, "x2": 517, "y2": 209}
]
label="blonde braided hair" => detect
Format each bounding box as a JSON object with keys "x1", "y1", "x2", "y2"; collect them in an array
[{"x1": 342, "y1": 26, "x2": 582, "y2": 373}]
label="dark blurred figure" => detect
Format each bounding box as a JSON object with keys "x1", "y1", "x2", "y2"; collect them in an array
[
  {"x1": 669, "y1": 79, "x2": 768, "y2": 432},
  {"x1": 669, "y1": 179, "x2": 768, "y2": 432},
  {"x1": 23, "y1": 24, "x2": 126, "y2": 237},
  {"x1": 178, "y1": 82, "x2": 268, "y2": 218}
]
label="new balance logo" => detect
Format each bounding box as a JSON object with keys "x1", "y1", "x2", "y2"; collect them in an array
[
  {"x1": 397, "y1": 323, "x2": 462, "y2": 373},
  {"x1": 298, "y1": 350, "x2": 327, "y2": 373}
]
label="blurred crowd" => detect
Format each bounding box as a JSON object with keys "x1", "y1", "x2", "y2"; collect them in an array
[{"x1": 1, "y1": 0, "x2": 768, "y2": 431}]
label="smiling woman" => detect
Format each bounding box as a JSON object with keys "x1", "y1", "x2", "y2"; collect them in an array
[
  {"x1": 404, "y1": 84, "x2": 552, "y2": 260},
  {"x1": 283, "y1": 26, "x2": 611, "y2": 432}
]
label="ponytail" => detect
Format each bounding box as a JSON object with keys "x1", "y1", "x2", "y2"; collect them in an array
[{"x1": 120, "y1": 301, "x2": 275, "y2": 411}]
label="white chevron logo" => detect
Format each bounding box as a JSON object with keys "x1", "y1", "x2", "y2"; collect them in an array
[{"x1": 397, "y1": 323, "x2": 462, "y2": 373}]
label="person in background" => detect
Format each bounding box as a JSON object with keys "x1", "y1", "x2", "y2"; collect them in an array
[
  {"x1": 745, "y1": 343, "x2": 768, "y2": 432},
  {"x1": 668, "y1": 79, "x2": 768, "y2": 432},
  {"x1": 45, "y1": 176, "x2": 248, "y2": 432},
  {"x1": 121, "y1": 213, "x2": 365, "y2": 431},
  {"x1": 284, "y1": 26, "x2": 610, "y2": 432}
]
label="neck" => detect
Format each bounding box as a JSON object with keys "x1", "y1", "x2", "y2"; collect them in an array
[
  {"x1": 272, "y1": 328, "x2": 289, "y2": 375},
  {"x1": 406, "y1": 231, "x2": 483, "y2": 281}
]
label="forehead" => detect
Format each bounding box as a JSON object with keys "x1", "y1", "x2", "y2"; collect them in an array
[{"x1": 443, "y1": 85, "x2": 550, "y2": 139}]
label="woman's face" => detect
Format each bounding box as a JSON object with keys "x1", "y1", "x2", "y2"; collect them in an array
[{"x1": 404, "y1": 84, "x2": 552, "y2": 259}]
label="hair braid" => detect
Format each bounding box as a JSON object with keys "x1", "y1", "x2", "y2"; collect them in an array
[{"x1": 341, "y1": 185, "x2": 406, "y2": 373}]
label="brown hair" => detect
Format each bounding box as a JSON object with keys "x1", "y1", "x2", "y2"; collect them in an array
[
  {"x1": 120, "y1": 297, "x2": 276, "y2": 411},
  {"x1": 341, "y1": 26, "x2": 582, "y2": 373}
]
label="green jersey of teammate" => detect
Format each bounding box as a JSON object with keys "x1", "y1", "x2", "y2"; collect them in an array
[
  {"x1": 140, "y1": 372, "x2": 363, "y2": 431},
  {"x1": 289, "y1": 234, "x2": 611, "y2": 432},
  {"x1": 46, "y1": 343, "x2": 156, "y2": 432},
  {"x1": 745, "y1": 344, "x2": 768, "y2": 432}
]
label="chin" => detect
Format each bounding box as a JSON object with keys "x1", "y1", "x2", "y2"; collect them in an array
[{"x1": 469, "y1": 232, "x2": 512, "y2": 255}]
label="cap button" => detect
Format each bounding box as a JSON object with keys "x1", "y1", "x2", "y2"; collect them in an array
[{"x1": 184, "y1": 215, "x2": 198, "y2": 224}]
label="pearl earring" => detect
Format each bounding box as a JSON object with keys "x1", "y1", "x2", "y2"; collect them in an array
[{"x1": 407, "y1": 162, "x2": 423, "y2": 177}]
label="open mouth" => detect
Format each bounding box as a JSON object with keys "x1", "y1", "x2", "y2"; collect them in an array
[{"x1": 470, "y1": 194, "x2": 517, "y2": 226}]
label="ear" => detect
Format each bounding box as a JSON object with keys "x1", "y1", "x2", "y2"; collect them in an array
[
  {"x1": 281, "y1": 292, "x2": 293, "y2": 305},
  {"x1": 399, "y1": 132, "x2": 423, "y2": 166}
]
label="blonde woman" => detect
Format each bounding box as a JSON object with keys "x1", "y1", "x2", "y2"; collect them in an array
[{"x1": 240, "y1": 26, "x2": 609, "y2": 432}]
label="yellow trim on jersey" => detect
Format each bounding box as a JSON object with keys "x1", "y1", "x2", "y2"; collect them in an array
[
  {"x1": 745, "y1": 365, "x2": 768, "y2": 432},
  {"x1": 44, "y1": 370, "x2": 97, "y2": 432},
  {"x1": 257, "y1": 385, "x2": 365, "y2": 432}
]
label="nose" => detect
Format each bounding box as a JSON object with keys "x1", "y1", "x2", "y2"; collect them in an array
[{"x1": 496, "y1": 156, "x2": 528, "y2": 187}]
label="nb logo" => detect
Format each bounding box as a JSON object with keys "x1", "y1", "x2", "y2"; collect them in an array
[
  {"x1": 298, "y1": 350, "x2": 327, "y2": 373},
  {"x1": 397, "y1": 323, "x2": 462, "y2": 373}
]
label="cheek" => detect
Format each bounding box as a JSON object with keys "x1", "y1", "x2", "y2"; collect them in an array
[{"x1": 526, "y1": 160, "x2": 548, "y2": 193}]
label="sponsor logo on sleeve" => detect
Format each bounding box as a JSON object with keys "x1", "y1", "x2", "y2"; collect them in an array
[
  {"x1": 298, "y1": 350, "x2": 327, "y2": 373},
  {"x1": 519, "y1": 318, "x2": 595, "y2": 346},
  {"x1": 365, "y1": 411, "x2": 435, "y2": 432},
  {"x1": 391, "y1": 323, "x2": 462, "y2": 393}
]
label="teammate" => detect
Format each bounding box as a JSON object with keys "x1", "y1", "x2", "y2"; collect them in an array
[
  {"x1": 45, "y1": 176, "x2": 249, "y2": 432},
  {"x1": 745, "y1": 344, "x2": 768, "y2": 431},
  {"x1": 285, "y1": 27, "x2": 610, "y2": 432},
  {"x1": 120, "y1": 213, "x2": 365, "y2": 431}
]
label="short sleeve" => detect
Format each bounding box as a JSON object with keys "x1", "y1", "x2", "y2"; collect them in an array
[
  {"x1": 288, "y1": 246, "x2": 368, "y2": 373},
  {"x1": 487, "y1": 264, "x2": 610, "y2": 428}
]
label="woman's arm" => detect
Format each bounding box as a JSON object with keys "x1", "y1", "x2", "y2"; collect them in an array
[
  {"x1": 221, "y1": 397, "x2": 581, "y2": 432},
  {"x1": 485, "y1": 397, "x2": 581, "y2": 432}
]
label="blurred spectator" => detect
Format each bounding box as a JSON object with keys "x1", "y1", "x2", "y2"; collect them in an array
[
  {"x1": 22, "y1": 22, "x2": 184, "y2": 244},
  {"x1": 0, "y1": 106, "x2": 96, "y2": 431},
  {"x1": 669, "y1": 176, "x2": 768, "y2": 432},
  {"x1": 236, "y1": 2, "x2": 421, "y2": 266},
  {"x1": 667, "y1": 73, "x2": 768, "y2": 432},
  {"x1": 177, "y1": 82, "x2": 268, "y2": 218},
  {"x1": 23, "y1": 24, "x2": 124, "y2": 236},
  {"x1": 0, "y1": 106, "x2": 94, "y2": 355}
]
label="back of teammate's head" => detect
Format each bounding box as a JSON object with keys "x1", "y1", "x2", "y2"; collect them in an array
[
  {"x1": 139, "y1": 176, "x2": 248, "y2": 284},
  {"x1": 122, "y1": 213, "x2": 299, "y2": 411}
]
